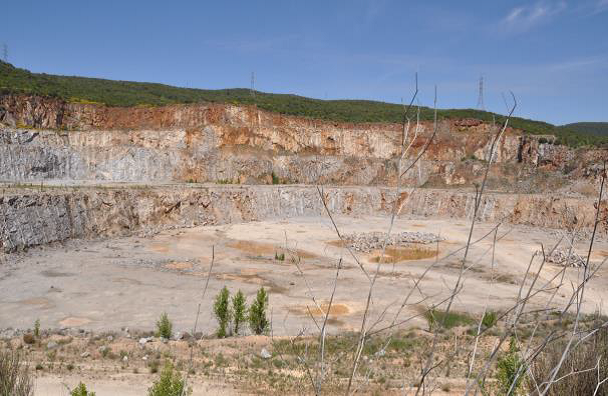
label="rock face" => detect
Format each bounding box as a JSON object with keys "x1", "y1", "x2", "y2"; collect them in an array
[
  {"x1": 2, "y1": 94, "x2": 604, "y2": 188},
  {"x1": 1, "y1": 185, "x2": 605, "y2": 252},
  {"x1": 1, "y1": 95, "x2": 607, "y2": 252}
]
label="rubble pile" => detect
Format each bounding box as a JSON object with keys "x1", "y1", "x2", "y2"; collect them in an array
[
  {"x1": 546, "y1": 249, "x2": 586, "y2": 268},
  {"x1": 343, "y1": 231, "x2": 444, "y2": 252}
]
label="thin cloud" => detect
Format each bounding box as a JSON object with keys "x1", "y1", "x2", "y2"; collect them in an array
[
  {"x1": 501, "y1": 1, "x2": 567, "y2": 32},
  {"x1": 593, "y1": 0, "x2": 608, "y2": 13}
]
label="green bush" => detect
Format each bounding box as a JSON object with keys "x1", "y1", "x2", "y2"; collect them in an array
[
  {"x1": 274, "y1": 252, "x2": 285, "y2": 261},
  {"x1": 249, "y1": 287, "x2": 270, "y2": 335},
  {"x1": 70, "y1": 382, "x2": 96, "y2": 396},
  {"x1": 496, "y1": 338, "x2": 526, "y2": 395},
  {"x1": 232, "y1": 290, "x2": 247, "y2": 335},
  {"x1": 0, "y1": 349, "x2": 33, "y2": 396},
  {"x1": 156, "y1": 313, "x2": 173, "y2": 339},
  {"x1": 271, "y1": 172, "x2": 280, "y2": 185},
  {"x1": 213, "y1": 287, "x2": 232, "y2": 338},
  {"x1": 148, "y1": 362, "x2": 190, "y2": 396},
  {"x1": 481, "y1": 311, "x2": 498, "y2": 328}
]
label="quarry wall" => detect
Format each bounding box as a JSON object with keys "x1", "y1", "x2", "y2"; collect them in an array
[
  {"x1": 1, "y1": 185, "x2": 604, "y2": 252},
  {"x1": 1, "y1": 95, "x2": 606, "y2": 253},
  {"x1": 3, "y1": 94, "x2": 600, "y2": 187}
]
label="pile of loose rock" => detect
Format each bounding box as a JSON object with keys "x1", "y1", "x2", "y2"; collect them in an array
[
  {"x1": 546, "y1": 249, "x2": 586, "y2": 268},
  {"x1": 343, "y1": 231, "x2": 444, "y2": 252}
]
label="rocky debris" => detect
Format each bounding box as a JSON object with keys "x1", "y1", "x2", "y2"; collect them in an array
[
  {"x1": 546, "y1": 249, "x2": 585, "y2": 268},
  {"x1": 81, "y1": 351, "x2": 90, "y2": 358},
  {"x1": 260, "y1": 348, "x2": 272, "y2": 359},
  {"x1": 46, "y1": 341, "x2": 58, "y2": 350},
  {"x1": 343, "y1": 231, "x2": 444, "y2": 253}
]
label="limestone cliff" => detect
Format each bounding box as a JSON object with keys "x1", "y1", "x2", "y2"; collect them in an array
[{"x1": 1, "y1": 94, "x2": 604, "y2": 189}]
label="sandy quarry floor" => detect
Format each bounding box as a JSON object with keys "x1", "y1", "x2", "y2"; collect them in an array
[
  {"x1": 2, "y1": 215, "x2": 608, "y2": 395},
  {"x1": 2, "y1": 215, "x2": 607, "y2": 337}
]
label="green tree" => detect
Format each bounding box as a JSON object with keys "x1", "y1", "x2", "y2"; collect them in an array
[
  {"x1": 213, "y1": 287, "x2": 232, "y2": 338},
  {"x1": 70, "y1": 382, "x2": 96, "y2": 396},
  {"x1": 155, "y1": 313, "x2": 173, "y2": 339},
  {"x1": 232, "y1": 290, "x2": 247, "y2": 335},
  {"x1": 148, "y1": 362, "x2": 189, "y2": 396},
  {"x1": 248, "y1": 287, "x2": 270, "y2": 335}
]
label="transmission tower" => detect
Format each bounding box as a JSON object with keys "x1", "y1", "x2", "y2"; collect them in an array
[
  {"x1": 476, "y1": 75, "x2": 485, "y2": 111},
  {"x1": 250, "y1": 71, "x2": 255, "y2": 98},
  {"x1": 2, "y1": 44, "x2": 7, "y2": 62}
]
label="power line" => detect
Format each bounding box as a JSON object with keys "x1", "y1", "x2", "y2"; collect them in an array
[
  {"x1": 250, "y1": 71, "x2": 255, "y2": 98},
  {"x1": 476, "y1": 75, "x2": 485, "y2": 111}
]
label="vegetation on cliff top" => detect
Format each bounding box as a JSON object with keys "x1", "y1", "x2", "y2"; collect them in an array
[
  {"x1": 559, "y1": 122, "x2": 608, "y2": 137},
  {"x1": 1, "y1": 61, "x2": 606, "y2": 147}
]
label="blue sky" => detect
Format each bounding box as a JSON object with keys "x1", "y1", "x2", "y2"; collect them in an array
[{"x1": 1, "y1": 0, "x2": 607, "y2": 124}]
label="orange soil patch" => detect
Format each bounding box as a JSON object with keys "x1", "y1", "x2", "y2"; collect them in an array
[
  {"x1": 326, "y1": 240, "x2": 347, "y2": 248},
  {"x1": 59, "y1": 317, "x2": 92, "y2": 327},
  {"x1": 371, "y1": 246, "x2": 437, "y2": 263},
  {"x1": 227, "y1": 240, "x2": 317, "y2": 259},
  {"x1": 18, "y1": 297, "x2": 53, "y2": 309},
  {"x1": 150, "y1": 243, "x2": 170, "y2": 253},
  {"x1": 163, "y1": 261, "x2": 194, "y2": 271},
  {"x1": 289, "y1": 303, "x2": 351, "y2": 317}
]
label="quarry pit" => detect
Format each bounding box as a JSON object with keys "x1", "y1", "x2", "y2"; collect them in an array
[{"x1": 1, "y1": 95, "x2": 608, "y2": 394}]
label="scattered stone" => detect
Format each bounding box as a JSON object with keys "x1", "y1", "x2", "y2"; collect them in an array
[
  {"x1": 122, "y1": 355, "x2": 128, "y2": 362},
  {"x1": 81, "y1": 351, "x2": 90, "y2": 358},
  {"x1": 139, "y1": 337, "x2": 151, "y2": 346},
  {"x1": 107, "y1": 335, "x2": 114, "y2": 341},
  {"x1": 98, "y1": 345, "x2": 109, "y2": 354},
  {"x1": 260, "y1": 348, "x2": 271, "y2": 359},
  {"x1": 343, "y1": 231, "x2": 444, "y2": 253},
  {"x1": 46, "y1": 341, "x2": 58, "y2": 350},
  {"x1": 547, "y1": 249, "x2": 585, "y2": 268}
]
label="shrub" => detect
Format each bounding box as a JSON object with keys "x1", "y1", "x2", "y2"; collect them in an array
[
  {"x1": 70, "y1": 382, "x2": 96, "y2": 396},
  {"x1": 271, "y1": 172, "x2": 280, "y2": 185},
  {"x1": 0, "y1": 349, "x2": 34, "y2": 396},
  {"x1": 232, "y1": 290, "x2": 247, "y2": 335},
  {"x1": 156, "y1": 313, "x2": 173, "y2": 339},
  {"x1": 274, "y1": 252, "x2": 285, "y2": 261},
  {"x1": 528, "y1": 327, "x2": 608, "y2": 395},
  {"x1": 249, "y1": 287, "x2": 270, "y2": 335},
  {"x1": 148, "y1": 362, "x2": 190, "y2": 396},
  {"x1": 495, "y1": 338, "x2": 525, "y2": 395},
  {"x1": 34, "y1": 319, "x2": 40, "y2": 338},
  {"x1": 213, "y1": 287, "x2": 232, "y2": 338},
  {"x1": 481, "y1": 311, "x2": 497, "y2": 328}
]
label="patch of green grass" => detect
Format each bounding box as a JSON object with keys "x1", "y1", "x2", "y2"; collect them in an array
[{"x1": 425, "y1": 309, "x2": 475, "y2": 330}]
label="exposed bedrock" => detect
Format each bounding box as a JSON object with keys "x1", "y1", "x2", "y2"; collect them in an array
[
  {"x1": 1, "y1": 95, "x2": 605, "y2": 188},
  {"x1": 1, "y1": 186, "x2": 605, "y2": 252}
]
